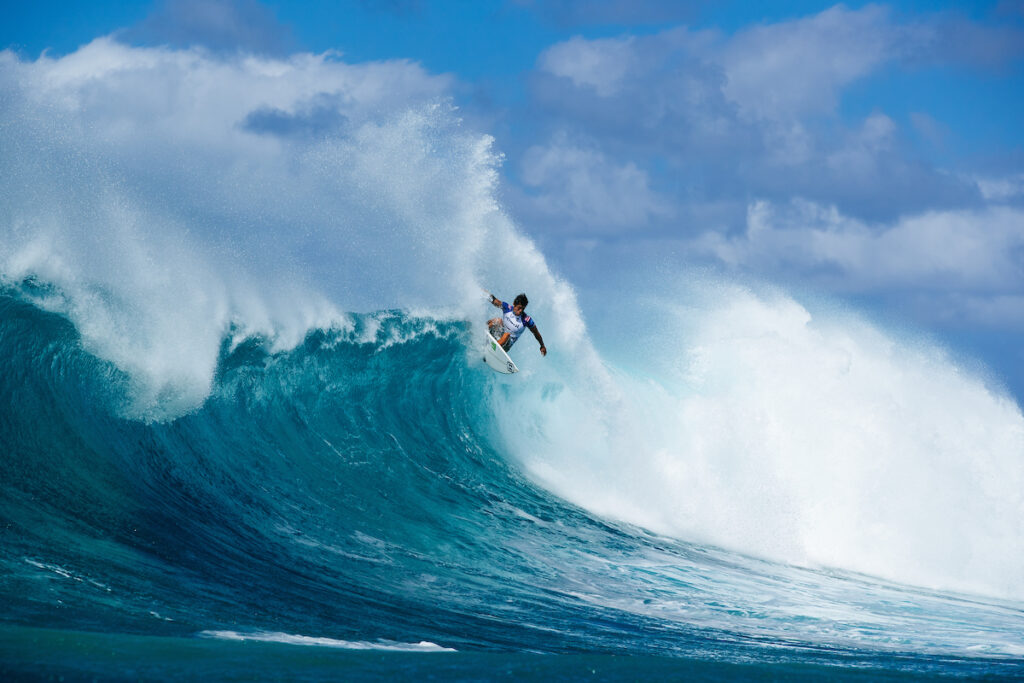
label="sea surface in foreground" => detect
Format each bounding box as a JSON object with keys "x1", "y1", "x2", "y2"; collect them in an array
[{"x1": 4, "y1": 624, "x2": 1023, "y2": 682}]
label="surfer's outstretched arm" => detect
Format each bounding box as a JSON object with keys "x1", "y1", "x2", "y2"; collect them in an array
[
  {"x1": 529, "y1": 326, "x2": 547, "y2": 356},
  {"x1": 487, "y1": 293, "x2": 502, "y2": 308}
]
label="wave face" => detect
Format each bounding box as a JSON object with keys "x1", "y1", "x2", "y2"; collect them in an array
[{"x1": 2, "y1": 289, "x2": 1023, "y2": 670}]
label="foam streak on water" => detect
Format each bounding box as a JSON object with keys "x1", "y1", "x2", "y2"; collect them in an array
[{"x1": 198, "y1": 631, "x2": 456, "y2": 652}]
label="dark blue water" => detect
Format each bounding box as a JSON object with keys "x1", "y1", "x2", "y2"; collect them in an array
[{"x1": 2, "y1": 286, "x2": 1023, "y2": 680}]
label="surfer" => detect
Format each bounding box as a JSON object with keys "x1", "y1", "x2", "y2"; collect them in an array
[{"x1": 487, "y1": 293, "x2": 547, "y2": 356}]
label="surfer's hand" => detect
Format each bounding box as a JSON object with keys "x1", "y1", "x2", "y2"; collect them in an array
[{"x1": 540, "y1": 345, "x2": 547, "y2": 357}]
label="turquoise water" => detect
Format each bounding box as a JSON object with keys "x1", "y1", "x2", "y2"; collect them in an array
[
  {"x1": 2, "y1": 287, "x2": 1023, "y2": 679},
  {"x1": 2, "y1": 624, "x2": 1013, "y2": 682}
]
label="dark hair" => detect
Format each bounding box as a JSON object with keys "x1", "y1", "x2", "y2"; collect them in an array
[{"x1": 513, "y1": 293, "x2": 528, "y2": 308}]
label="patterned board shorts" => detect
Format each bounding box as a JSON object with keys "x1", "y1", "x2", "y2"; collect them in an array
[{"x1": 488, "y1": 322, "x2": 513, "y2": 352}]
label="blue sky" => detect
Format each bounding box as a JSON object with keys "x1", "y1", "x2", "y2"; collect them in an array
[
  {"x1": 5, "y1": 0, "x2": 1021, "y2": 169},
  {"x1": 4, "y1": 0, "x2": 1024, "y2": 396}
]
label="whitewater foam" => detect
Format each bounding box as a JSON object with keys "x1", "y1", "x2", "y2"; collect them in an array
[
  {"x1": 496, "y1": 282, "x2": 1024, "y2": 601},
  {"x1": 198, "y1": 631, "x2": 455, "y2": 652}
]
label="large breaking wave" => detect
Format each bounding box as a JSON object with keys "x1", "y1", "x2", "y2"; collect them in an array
[
  {"x1": 2, "y1": 290, "x2": 1023, "y2": 663},
  {"x1": 1, "y1": 38, "x2": 1023, "y2": 666}
]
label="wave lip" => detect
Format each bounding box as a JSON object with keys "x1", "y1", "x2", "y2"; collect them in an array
[{"x1": 198, "y1": 631, "x2": 456, "y2": 652}]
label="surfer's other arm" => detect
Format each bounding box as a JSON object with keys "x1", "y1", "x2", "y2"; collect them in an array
[{"x1": 529, "y1": 325, "x2": 547, "y2": 357}]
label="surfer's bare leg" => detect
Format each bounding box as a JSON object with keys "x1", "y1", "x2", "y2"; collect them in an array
[{"x1": 487, "y1": 319, "x2": 505, "y2": 344}]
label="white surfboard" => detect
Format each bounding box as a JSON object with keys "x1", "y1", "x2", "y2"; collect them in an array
[{"x1": 482, "y1": 330, "x2": 519, "y2": 374}]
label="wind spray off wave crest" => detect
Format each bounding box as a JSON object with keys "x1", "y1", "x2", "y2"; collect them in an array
[{"x1": 0, "y1": 38, "x2": 581, "y2": 419}]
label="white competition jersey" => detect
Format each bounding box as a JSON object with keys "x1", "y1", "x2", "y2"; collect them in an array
[{"x1": 500, "y1": 301, "x2": 535, "y2": 345}]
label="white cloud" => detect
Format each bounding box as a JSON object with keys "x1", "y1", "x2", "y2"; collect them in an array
[
  {"x1": 824, "y1": 112, "x2": 896, "y2": 176},
  {"x1": 697, "y1": 199, "x2": 1024, "y2": 293},
  {"x1": 8, "y1": 37, "x2": 452, "y2": 138},
  {"x1": 977, "y1": 173, "x2": 1024, "y2": 201},
  {"x1": 519, "y1": 134, "x2": 672, "y2": 231},
  {"x1": 536, "y1": 5, "x2": 924, "y2": 122},
  {"x1": 538, "y1": 35, "x2": 637, "y2": 96},
  {"x1": 720, "y1": 5, "x2": 919, "y2": 120},
  {"x1": 522, "y1": 5, "x2": 996, "y2": 232}
]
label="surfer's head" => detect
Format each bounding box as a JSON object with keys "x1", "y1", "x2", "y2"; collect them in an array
[{"x1": 512, "y1": 293, "x2": 528, "y2": 316}]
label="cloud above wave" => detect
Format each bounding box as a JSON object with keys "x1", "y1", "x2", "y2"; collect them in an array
[
  {"x1": 524, "y1": 4, "x2": 1018, "y2": 228},
  {"x1": 509, "y1": 3, "x2": 1024, "y2": 370},
  {"x1": 699, "y1": 201, "x2": 1024, "y2": 308}
]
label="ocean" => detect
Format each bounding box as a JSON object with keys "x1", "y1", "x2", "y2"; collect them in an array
[
  {"x1": 1, "y1": 289, "x2": 1022, "y2": 680},
  {"x1": 2, "y1": 42, "x2": 1023, "y2": 679}
]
